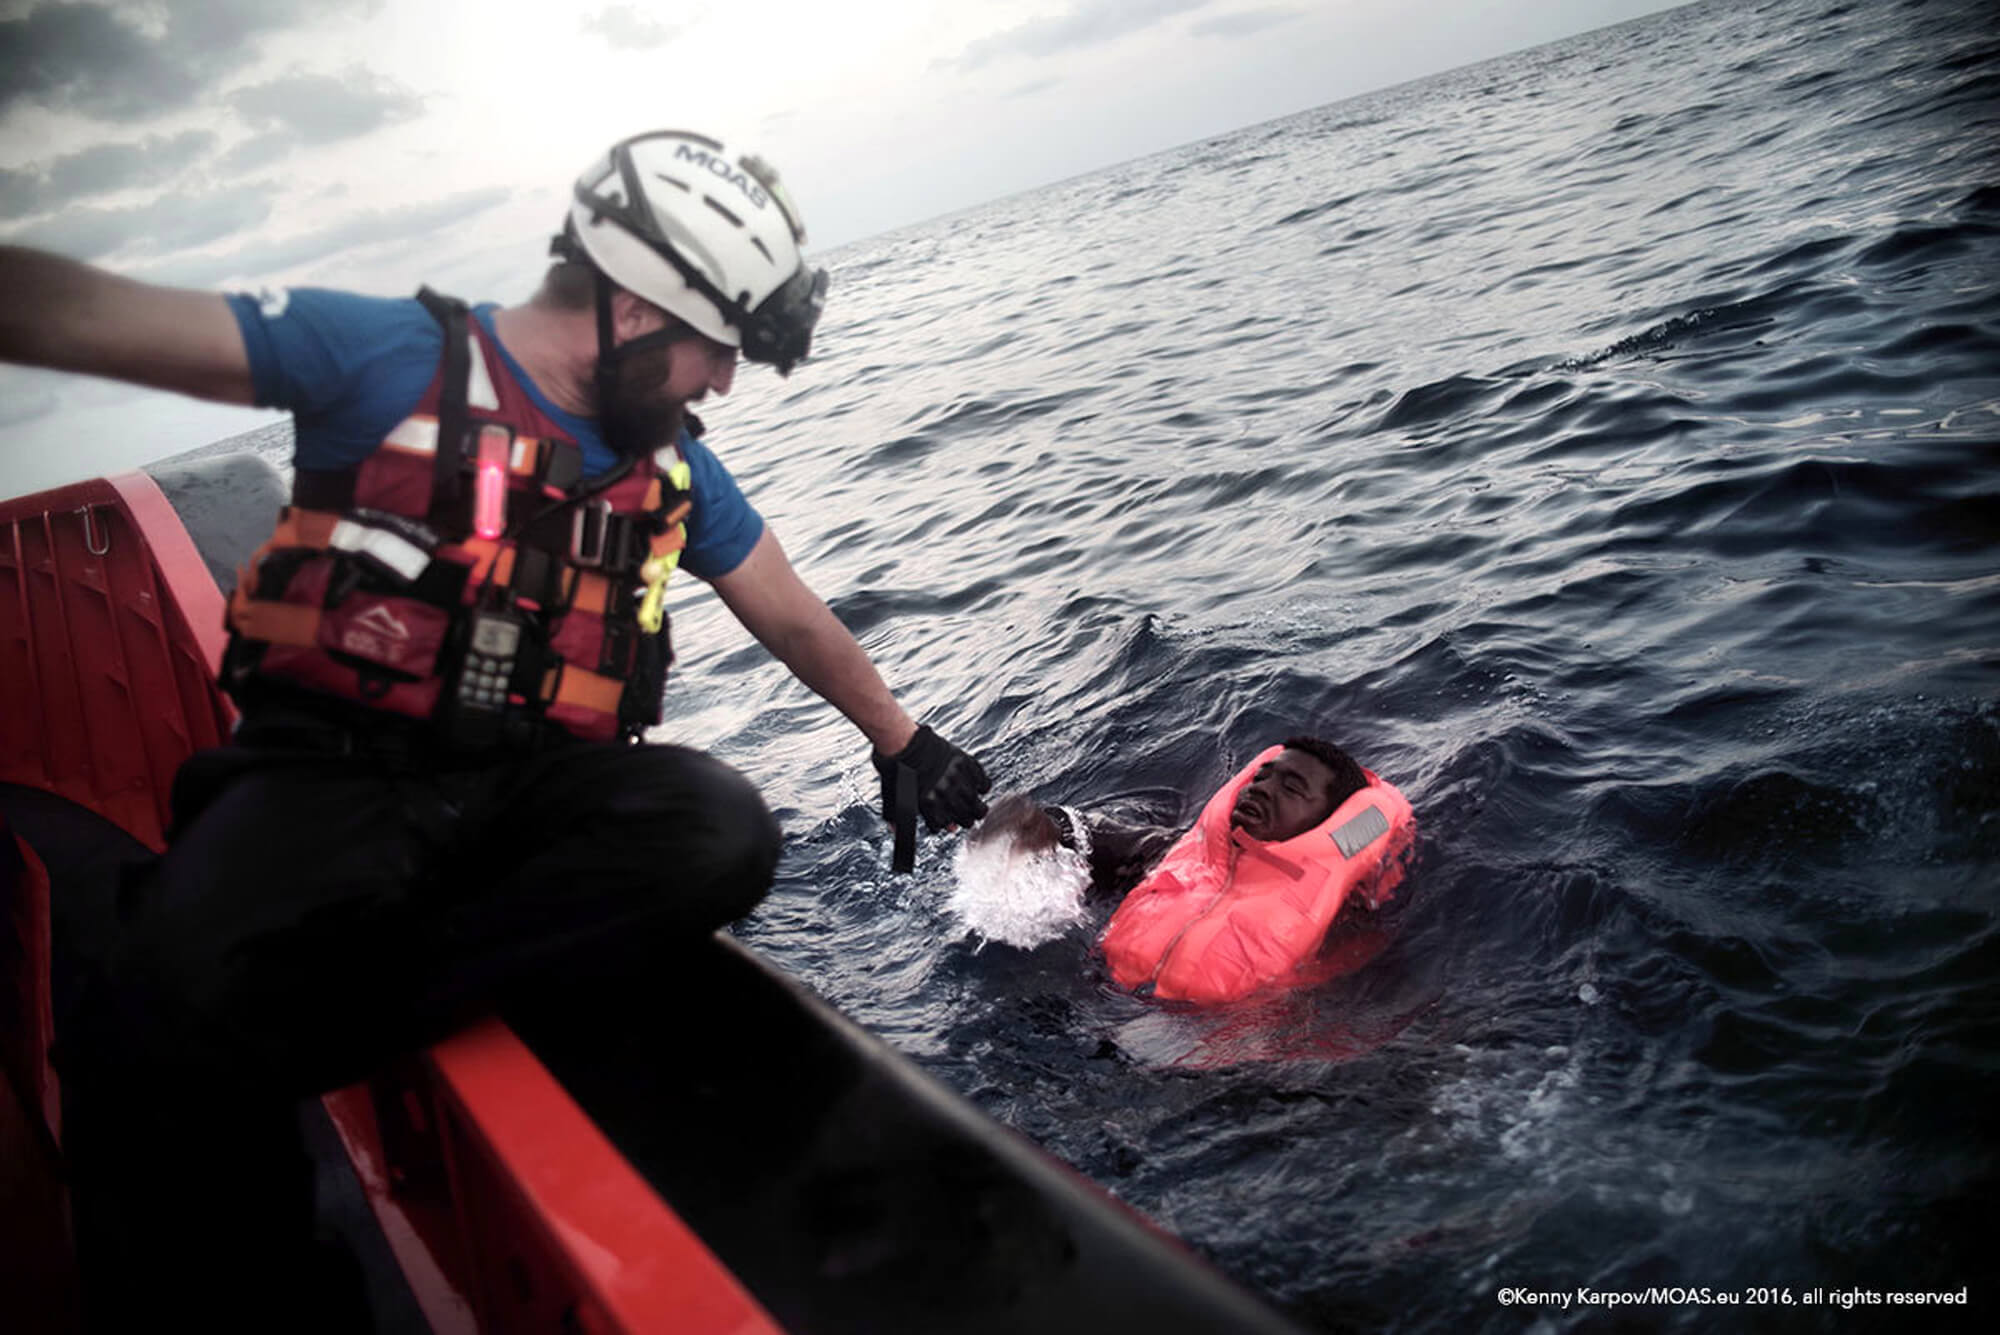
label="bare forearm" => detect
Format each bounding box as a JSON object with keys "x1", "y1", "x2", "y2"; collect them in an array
[
  {"x1": 710, "y1": 530, "x2": 919, "y2": 753},
  {"x1": 756, "y1": 600, "x2": 917, "y2": 754},
  {"x1": 0, "y1": 246, "x2": 252, "y2": 403}
]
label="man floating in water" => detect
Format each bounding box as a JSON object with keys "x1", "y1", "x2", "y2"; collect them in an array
[{"x1": 958, "y1": 737, "x2": 1415, "y2": 1003}]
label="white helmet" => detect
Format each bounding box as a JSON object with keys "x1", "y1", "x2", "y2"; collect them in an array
[{"x1": 558, "y1": 129, "x2": 828, "y2": 374}]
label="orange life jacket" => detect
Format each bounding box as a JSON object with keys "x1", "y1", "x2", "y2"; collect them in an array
[
  {"x1": 1099, "y1": 746, "x2": 1415, "y2": 1004},
  {"x1": 222, "y1": 290, "x2": 690, "y2": 746}
]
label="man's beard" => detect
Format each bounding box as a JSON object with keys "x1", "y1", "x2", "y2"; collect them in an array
[{"x1": 597, "y1": 341, "x2": 686, "y2": 458}]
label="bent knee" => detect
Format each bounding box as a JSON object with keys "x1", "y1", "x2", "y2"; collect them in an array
[
  {"x1": 697, "y1": 759, "x2": 781, "y2": 920},
  {"x1": 610, "y1": 746, "x2": 780, "y2": 921}
]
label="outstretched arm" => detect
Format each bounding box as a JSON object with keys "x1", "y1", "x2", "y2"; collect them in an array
[
  {"x1": 707, "y1": 525, "x2": 918, "y2": 754},
  {"x1": 0, "y1": 246, "x2": 253, "y2": 404}
]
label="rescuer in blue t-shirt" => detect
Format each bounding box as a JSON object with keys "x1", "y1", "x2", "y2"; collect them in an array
[{"x1": 0, "y1": 129, "x2": 989, "y2": 1330}]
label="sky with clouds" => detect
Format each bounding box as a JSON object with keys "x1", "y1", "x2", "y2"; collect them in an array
[{"x1": 1, "y1": 0, "x2": 1690, "y2": 493}]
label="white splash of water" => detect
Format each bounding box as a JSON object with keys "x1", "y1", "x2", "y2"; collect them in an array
[{"x1": 948, "y1": 827, "x2": 1093, "y2": 949}]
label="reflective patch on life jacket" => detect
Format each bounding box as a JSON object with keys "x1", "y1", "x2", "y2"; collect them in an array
[
  {"x1": 329, "y1": 518, "x2": 431, "y2": 582},
  {"x1": 465, "y1": 332, "x2": 500, "y2": 410},
  {"x1": 385, "y1": 417, "x2": 439, "y2": 454},
  {"x1": 1330, "y1": 804, "x2": 1389, "y2": 858}
]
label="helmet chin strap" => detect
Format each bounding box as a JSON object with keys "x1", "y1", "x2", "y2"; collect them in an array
[
  {"x1": 551, "y1": 224, "x2": 689, "y2": 427},
  {"x1": 591, "y1": 265, "x2": 624, "y2": 416},
  {"x1": 591, "y1": 269, "x2": 690, "y2": 403},
  {"x1": 588, "y1": 265, "x2": 714, "y2": 463}
]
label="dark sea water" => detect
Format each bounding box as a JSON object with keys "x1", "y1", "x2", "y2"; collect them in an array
[{"x1": 209, "y1": 0, "x2": 1999, "y2": 1327}]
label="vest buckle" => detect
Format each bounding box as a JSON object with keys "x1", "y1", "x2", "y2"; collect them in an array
[{"x1": 571, "y1": 499, "x2": 612, "y2": 567}]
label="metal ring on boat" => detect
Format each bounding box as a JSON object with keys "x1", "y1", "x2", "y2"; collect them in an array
[{"x1": 78, "y1": 506, "x2": 109, "y2": 556}]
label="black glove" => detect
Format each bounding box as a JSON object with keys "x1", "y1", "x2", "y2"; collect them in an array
[{"x1": 873, "y1": 725, "x2": 991, "y2": 871}]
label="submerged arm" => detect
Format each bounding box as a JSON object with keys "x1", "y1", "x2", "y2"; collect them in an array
[
  {"x1": 1077, "y1": 816, "x2": 1178, "y2": 896},
  {"x1": 971, "y1": 794, "x2": 1177, "y2": 897}
]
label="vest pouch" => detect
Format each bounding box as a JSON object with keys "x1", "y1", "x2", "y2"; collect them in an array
[
  {"x1": 284, "y1": 557, "x2": 449, "y2": 681},
  {"x1": 235, "y1": 553, "x2": 448, "y2": 720},
  {"x1": 320, "y1": 591, "x2": 450, "y2": 680}
]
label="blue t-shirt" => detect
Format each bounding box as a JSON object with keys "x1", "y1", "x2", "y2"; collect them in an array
[{"x1": 225, "y1": 287, "x2": 765, "y2": 580}]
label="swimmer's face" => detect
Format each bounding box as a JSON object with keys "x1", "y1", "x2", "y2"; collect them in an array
[{"x1": 1232, "y1": 749, "x2": 1340, "y2": 842}]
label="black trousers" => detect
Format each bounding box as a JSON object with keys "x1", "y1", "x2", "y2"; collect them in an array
[{"x1": 59, "y1": 727, "x2": 780, "y2": 1331}]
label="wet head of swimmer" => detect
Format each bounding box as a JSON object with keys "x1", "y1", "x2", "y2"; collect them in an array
[{"x1": 1230, "y1": 737, "x2": 1367, "y2": 842}]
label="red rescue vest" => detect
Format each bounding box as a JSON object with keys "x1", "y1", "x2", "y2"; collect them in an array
[
  {"x1": 223, "y1": 291, "x2": 689, "y2": 746},
  {"x1": 1099, "y1": 746, "x2": 1416, "y2": 1004}
]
